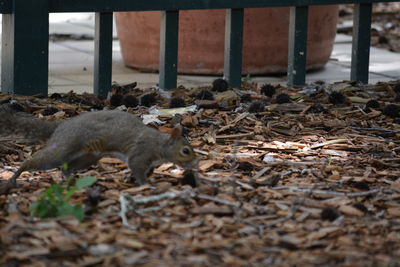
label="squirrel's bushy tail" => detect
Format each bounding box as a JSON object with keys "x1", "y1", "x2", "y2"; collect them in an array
[{"x1": 0, "y1": 104, "x2": 60, "y2": 142}]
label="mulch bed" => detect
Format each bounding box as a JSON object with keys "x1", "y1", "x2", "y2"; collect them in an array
[{"x1": 1, "y1": 79, "x2": 400, "y2": 266}]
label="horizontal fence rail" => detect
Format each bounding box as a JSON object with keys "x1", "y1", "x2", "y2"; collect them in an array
[
  {"x1": 0, "y1": 0, "x2": 398, "y2": 95},
  {"x1": 0, "y1": 0, "x2": 397, "y2": 13}
]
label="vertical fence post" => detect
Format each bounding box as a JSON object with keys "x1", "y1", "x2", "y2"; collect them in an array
[
  {"x1": 94, "y1": 12, "x2": 113, "y2": 96},
  {"x1": 224, "y1": 8, "x2": 244, "y2": 89},
  {"x1": 287, "y1": 6, "x2": 308, "y2": 87},
  {"x1": 159, "y1": 10, "x2": 179, "y2": 90},
  {"x1": 1, "y1": 0, "x2": 49, "y2": 95},
  {"x1": 350, "y1": 3, "x2": 372, "y2": 84}
]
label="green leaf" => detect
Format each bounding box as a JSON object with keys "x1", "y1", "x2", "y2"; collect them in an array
[
  {"x1": 57, "y1": 203, "x2": 85, "y2": 221},
  {"x1": 52, "y1": 184, "x2": 65, "y2": 201},
  {"x1": 71, "y1": 205, "x2": 85, "y2": 221},
  {"x1": 75, "y1": 176, "x2": 97, "y2": 189},
  {"x1": 45, "y1": 186, "x2": 56, "y2": 202},
  {"x1": 30, "y1": 200, "x2": 56, "y2": 218},
  {"x1": 30, "y1": 176, "x2": 96, "y2": 221},
  {"x1": 65, "y1": 185, "x2": 78, "y2": 199},
  {"x1": 56, "y1": 202, "x2": 74, "y2": 216},
  {"x1": 62, "y1": 162, "x2": 69, "y2": 171}
]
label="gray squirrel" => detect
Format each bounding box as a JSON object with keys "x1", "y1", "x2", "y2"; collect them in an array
[{"x1": 0, "y1": 105, "x2": 197, "y2": 190}]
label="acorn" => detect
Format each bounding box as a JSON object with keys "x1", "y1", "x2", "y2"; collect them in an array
[
  {"x1": 196, "y1": 89, "x2": 214, "y2": 100},
  {"x1": 365, "y1": 99, "x2": 380, "y2": 110},
  {"x1": 309, "y1": 103, "x2": 327, "y2": 113},
  {"x1": 109, "y1": 94, "x2": 123, "y2": 107},
  {"x1": 240, "y1": 94, "x2": 252, "y2": 103},
  {"x1": 348, "y1": 181, "x2": 370, "y2": 191},
  {"x1": 121, "y1": 94, "x2": 139, "y2": 108},
  {"x1": 328, "y1": 91, "x2": 346, "y2": 105},
  {"x1": 276, "y1": 93, "x2": 291, "y2": 104},
  {"x1": 260, "y1": 84, "x2": 276, "y2": 97},
  {"x1": 169, "y1": 97, "x2": 186, "y2": 108},
  {"x1": 42, "y1": 107, "x2": 59, "y2": 116},
  {"x1": 248, "y1": 101, "x2": 265, "y2": 113},
  {"x1": 140, "y1": 93, "x2": 157, "y2": 107},
  {"x1": 211, "y1": 78, "x2": 229, "y2": 92},
  {"x1": 237, "y1": 161, "x2": 254, "y2": 172},
  {"x1": 50, "y1": 93, "x2": 62, "y2": 100},
  {"x1": 321, "y1": 207, "x2": 340, "y2": 222},
  {"x1": 383, "y1": 104, "x2": 400, "y2": 118}
]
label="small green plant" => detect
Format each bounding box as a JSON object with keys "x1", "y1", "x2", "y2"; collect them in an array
[
  {"x1": 242, "y1": 74, "x2": 253, "y2": 83},
  {"x1": 30, "y1": 176, "x2": 97, "y2": 221}
]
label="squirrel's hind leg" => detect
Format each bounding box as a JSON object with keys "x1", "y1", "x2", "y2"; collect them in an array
[
  {"x1": 9, "y1": 147, "x2": 74, "y2": 186},
  {"x1": 62, "y1": 153, "x2": 100, "y2": 178}
]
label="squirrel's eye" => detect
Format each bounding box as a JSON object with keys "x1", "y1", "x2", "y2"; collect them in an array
[{"x1": 181, "y1": 146, "x2": 191, "y2": 155}]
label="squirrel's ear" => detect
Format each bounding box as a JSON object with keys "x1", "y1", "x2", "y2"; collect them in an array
[{"x1": 169, "y1": 124, "x2": 183, "y2": 141}]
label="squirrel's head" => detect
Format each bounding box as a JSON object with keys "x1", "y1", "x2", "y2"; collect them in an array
[{"x1": 165, "y1": 125, "x2": 197, "y2": 168}]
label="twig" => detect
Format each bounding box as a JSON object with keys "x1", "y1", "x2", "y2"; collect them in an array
[
  {"x1": 132, "y1": 191, "x2": 191, "y2": 204},
  {"x1": 263, "y1": 161, "x2": 323, "y2": 167},
  {"x1": 286, "y1": 187, "x2": 380, "y2": 197},
  {"x1": 119, "y1": 194, "x2": 138, "y2": 230},
  {"x1": 198, "y1": 119, "x2": 221, "y2": 126},
  {"x1": 215, "y1": 132, "x2": 254, "y2": 139},
  {"x1": 240, "y1": 219, "x2": 265, "y2": 237},
  {"x1": 310, "y1": 139, "x2": 348, "y2": 149},
  {"x1": 272, "y1": 184, "x2": 332, "y2": 190},
  {"x1": 265, "y1": 213, "x2": 295, "y2": 228},
  {"x1": 252, "y1": 167, "x2": 272, "y2": 179},
  {"x1": 197, "y1": 194, "x2": 241, "y2": 208},
  {"x1": 119, "y1": 189, "x2": 195, "y2": 229},
  {"x1": 119, "y1": 189, "x2": 242, "y2": 229},
  {"x1": 348, "y1": 126, "x2": 400, "y2": 133},
  {"x1": 216, "y1": 112, "x2": 249, "y2": 133},
  {"x1": 312, "y1": 126, "x2": 400, "y2": 134},
  {"x1": 280, "y1": 168, "x2": 319, "y2": 177}
]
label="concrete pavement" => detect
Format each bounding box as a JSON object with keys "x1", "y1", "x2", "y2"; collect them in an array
[{"x1": 18, "y1": 13, "x2": 400, "y2": 93}]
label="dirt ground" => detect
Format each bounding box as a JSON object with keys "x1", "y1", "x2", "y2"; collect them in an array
[{"x1": 0, "y1": 78, "x2": 400, "y2": 266}]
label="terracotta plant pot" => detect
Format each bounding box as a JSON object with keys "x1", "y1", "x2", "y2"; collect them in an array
[{"x1": 115, "y1": 7, "x2": 338, "y2": 75}]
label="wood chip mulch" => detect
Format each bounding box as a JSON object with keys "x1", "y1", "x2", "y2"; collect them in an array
[{"x1": 1, "y1": 80, "x2": 400, "y2": 266}]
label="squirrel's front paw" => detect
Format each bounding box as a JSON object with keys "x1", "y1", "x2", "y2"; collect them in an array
[{"x1": 128, "y1": 175, "x2": 146, "y2": 186}]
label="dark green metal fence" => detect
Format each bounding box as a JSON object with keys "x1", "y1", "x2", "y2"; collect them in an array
[{"x1": 0, "y1": 0, "x2": 398, "y2": 96}]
